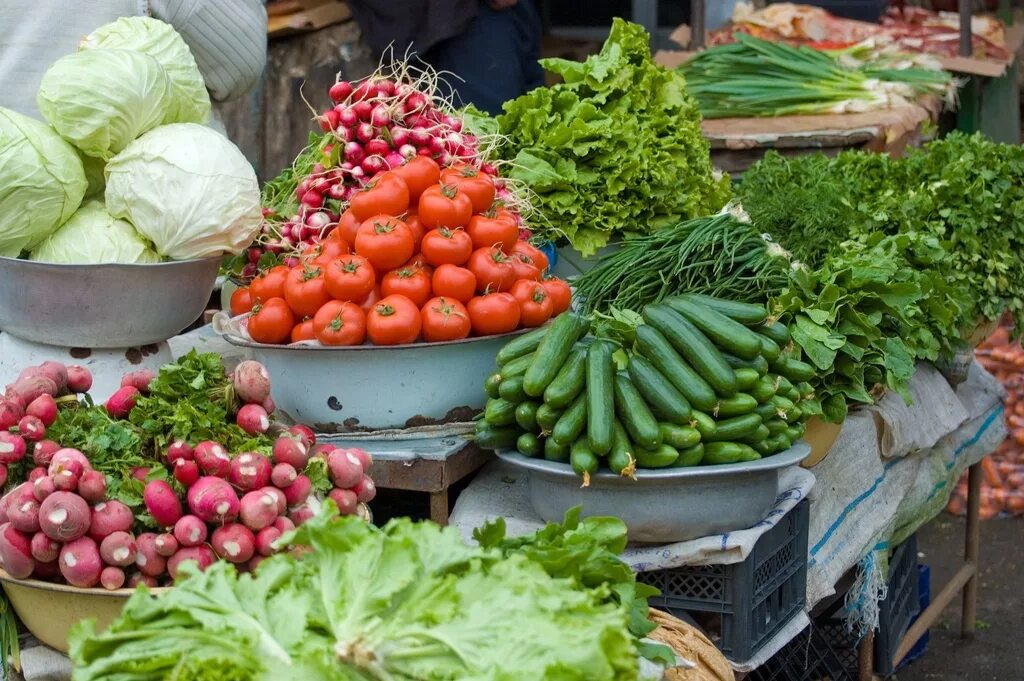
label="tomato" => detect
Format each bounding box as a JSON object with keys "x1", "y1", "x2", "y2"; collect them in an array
[
  {"x1": 355, "y1": 215, "x2": 415, "y2": 271},
  {"x1": 405, "y1": 212, "x2": 425, "y2": 251},
  {"x1": 420, "y1": 227, "x2": 473, "y2": 267},
  {"x1": 541, "y1": 278, "x2": 572, "y2": 315},
  {"x1": 467, "y1": 247, "x2": 516, "y2": 293},
  {"x1": 313, "y1": 300, "x2": 366, "y2": 346},
  {"x1": 249, "y1": 265, "x2": 289, "y2": 303},
  {"x1": 358, "y1": 285, "x2": 382, "y2": 311},
  {"x1": 325, "y1": 254, "x2": 376, "y2": 302},
  {"x1": 248, "y1": 298, "x2": 295, "y2": 344},
  {"x1": 431, "y1": 264, "x2": 476, "y2": 303},
  {"x1": 418, "y1": 183, "x2": 473, "y2": 229},
  {"x1": 467, "y1": 293, "x2": 520, "y2": 336},
  {"x1": 284, "y1": 264, "x2": 332, "y2": 318},
  {"x1": 290, "y1": 319, "x2": 316, "y2": 343},
  {"x1": 336, "y1": 209, "x2": 362, "y2": 246},
  {"x1": 381, "y1": 267, "x2": 432, "y2": 307},
  {"x1": 229, "y1": 287, "x2": 253, "y2": 316},
  {"x1": 367, "y1": 295, "x2": 422, "y2": 345},
  {"x1": 440, "y1": 165, "x2": 495, "y2": 214},
  {"x1": 302, "y1": 239, "x2": 349, "y2": 265},
  {"x1": 349, "y1": 172, "x2": 410, "y2": 222},
  {"x1": 420, "y1": 297, "x2": 471, "y2": 342},
  {"x1": 509, "y1": 254, "x2": 541, "y2": 282},
  {"x1": 403, "y1": 252, "x2": 433, "y2": 274},
  {"x1": 392, "y1": 155, "x2": 440, "y2": 201},
  {"x1": 465, "y1": 213, "x2": 518, "y2": 252},
  {"x1": 510, "y1": 241, "x2": 549, "y2": 272},
  {"x1": 510, "y1": 280, "x2": 553, "y2": 327}
]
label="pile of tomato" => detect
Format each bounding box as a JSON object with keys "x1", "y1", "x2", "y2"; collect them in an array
[{"x1": 231, "y1": 156, "x2": 571, "y2": 346}]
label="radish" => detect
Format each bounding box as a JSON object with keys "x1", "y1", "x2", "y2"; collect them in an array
[
  {"x1": 365, "y1": 138, "x2": 389, "y2": 157},
  {"x1": 32, "y1": 475, "x2": 55, "y2": 502},
  {"x1": 87, "y1": 501, "x2": 133, "y2": 541},
  {"x1": 390, "y1": 127, "x2": 410, "y2": 147},
  {"x1": 355, "y1": 122, "x2": 374, "y2": 143},
  {"x1": 78, "y1": 470, "x2": 107, "y2": 503},
  {"x1": 39, "y1": 491, "x2": 90, "y2": 541},
  {"x1": 30, "y1": 532, "x2": 60, "y2": 563},
  {"x1": 33, "y1": 440, "x2": 60, "y2": 466},
  {"x1": 301, "y1": 190, "x2": 323, "y2": 209},
  {"x1": 0, "y1": 432, "x2": 26, "y2": 466},
  {"x1": 0, "y1": 523, "x2": 35, "y2": 578},
  {"x1": 17, "y1": 415, "x2": 44, "y2": 441},
  {"x1": 228, "y1": 452, "x2": 271, "y2": 491},
  {"x1": 310, "y1": 443, "x2": 335, "y2": 460},
  {"x1": 38, "y1": 361, "x2": 68, "y2": 393},
  {"x1": 120, "y1": 369, "x2": 156, "y2": 394},
  {"x1": 361, "y1": 156, "x2": 385, "y2": 175},
  {"x1": 236, "y1": 404, "x2": 269, "y2": 435},
  {"x1": 8, "y1": 375, "x2": 58, "y2": 404},
  {"x1": 326, "y1": 449, "x2": 363, "y2": 489},
  {"x1": 353, "y1": 100, "x2": 373, "y2": 121},
  {"x1": 130, "y1": 466, "x2": 150, "y2": 481},
  {"x1": 100, "y1": 566, "x2": 126, "y2": 590},
  {"x1": 318, "y1": 109, "x2": 341, "y2": 131},
  {"x1": 0, "y1": 483, "x2": 31, "y2": 524},
  {"x1": 66, "y1": 365, "x2": 93, "y2": 393},
  {"x1": 105, "y1": 386, "x2": 140, "y2": 419},
  {"x1": 128, "y1": 573, "x2": 158, "y2": 588},
  {"x1": 330, "y1": 81, "x2": 353, "y2": 102},
  {"x1": 0, "y1": 464, "x2": 6, "y2": 489},
  {"x1": 99, "y1": 531, "x2": 137, "y2": 567},
  {"x1": 238, "y1": 490, "x2": 278, "y2": 531},
  {"x1": 154, "y1": 533, "x2": 178, "y2": 557},
  {"x1": 143, "y1": 480, "x2": 183, "y2": 527},
  {"x1": 167, "y1": 440, "x2": 194, "y2": 463},
  {"x1": 173, "y1": 459, "x2": 199, "y2": 487},
  {"x1": 194, "y1": 441, "x2": 231, "y2": 477},
  {"x1": 271, "y1": 463, "x2": 297, "y2": 488},
  {"x1": 344, "y1": 141, "x2": 365, "y2": 164},
  {"x1": 288, "y1": 505, "x2": 315, "y2": 526},
  {"x1": 50, "y1": 447, "x2": 89, "y2": 477},
  {"x1": 354, "y1": 476, "x2": 377, "y2": 503},
  {"x1": 135, "y1": 533, "x2": 167, "y2": 578},
  {"x1": 173, "y1": 515, "x2": 208, "y2": 548},
  {"x1": 211, "y1": 523, "x2": 255, "y2": 563},
  {"x1": 26, "y1": 394, "x2": 58, "y2": 427},
  {"x1": 281, "y1": 475, "x2": 311, "y2": 506},
  {"x1": 273, "y1": 516, "x2": 295, "y2": 534},
  {"x1": 248, "y1": 554, "x2": 267, "y2": 573},
  {"x1": 187, "y1": 477, "x2": 240, "y2": 523},
  {"x1": 28, "y1": 466, "x2": 46, "y2": 482},
  {"x1": 344, "y1": 447, "x2": 372, "y2": 471},
  {"x1": 0, "y1": 400, "x2": 23, "y2": 430},
  {"x1": 255, "y1": 526, "x2": 281, "y2": 556},
  {"x1": 59, "y1": 536, "x2": 102, "y2": 587},
  {"x1": 34, "y1": 560, "x2": 59, "y2": 580},
  {"x1": 329, "y1": 488, "x2": 359, "y2": 516},
  {"x1": 337, "y1": 107, "x2": 358, "y2": 128},
  {"x1": 385, "y1": 152, "x2": 405, "y2": 169},
  {"x1": 8, "y1": 493, "x2": 40, "y2": 533},
  {"x1": 260, "y1": 487, "x2": 286, "y2": 515},
  {"x1": 167, "y1": 546, "x2": 216, "y2": 580},
  {"x1": 272, "y1": 436, "x2": 308, "y2": 469},
  {"x1": 261, "y1": 397, "x2": 277, "y2": 417}
]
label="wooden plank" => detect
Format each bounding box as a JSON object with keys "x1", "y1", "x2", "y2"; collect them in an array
[
  {"x1": 368, "y1": 444, "x2": 493, "y2": 494},
  {"x1": 962, "y1": 461, "x2": 982, "y2": 635},
  {"x1": 893, "y1": 563, "x2": 976, "y2": 664}
]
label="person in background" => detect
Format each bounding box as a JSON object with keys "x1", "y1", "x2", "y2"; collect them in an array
[{"x1": 346, "y1": 0, "x2": 545, "y2": 115}]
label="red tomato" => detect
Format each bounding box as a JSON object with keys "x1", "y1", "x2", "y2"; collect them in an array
[
  {"x1": 541, "y1": 278, "x2": 572, "y2": 315},
  {"x1": 418, "y1": 183, "x2": 473, "y2": 229},
  {"x1": 355, "y1": 215, "x2": 415, "y2": 271},
  {"x1": 420, "y1": 297, "x2": 471, "y2": 342},
  {"x1": 392, "y1": 156, "x2": 440, "y2": 201},
  {"x1": 358, "y1": 285, "x2": 382, "y2": 311},
  {"x1": 467, "y1": 293, "x2": 520, "y2": 336},
  {"x1": 509, "y1": 254, "x2": 541, "y2": 282},
  {"x1": 302, "y1": 239, "x2": 349, "y2": 265},
  {"x1": 510, "y1": 241, "x2": 549, "y2": 272},
  {"x1": 405, "y1": 212, "x2": 425, "y2": 251},
  {"x1": 284, "y1": 264, "x2": 332, "y2": 318},
  {"x1": 466, "y1": 213, "x2": 518, "y2": 252},
  {"x1": 313, "y1": 300, "x2": 366, "y2": 346},
  {"x1": 349, "y1": 172, "x2": 410, "y2": 222},
  {"x1": 336, "y1": 209, "x2": 362, "y2": 246},
  {"x1": 367, "y1": 295, "x2": 422, "y2": 345},
  {"x1": 324, "y1": 255, "x2": 376, "y2": 302},
  {"x1": 467, "y1": 247, "x2": 516, "y2": 293},
  {"x1": 420, "y1": 227, "x2": 473, "y2": 267},
  {"x1": 403, "y1": 252, "x2": 434, "y2": 274},
  {"x1": 431, "y1": 264, "x2": 477, "y2": 304},
  {"x1": 440, "y1": 165, "x2": 495, "y2": 214},
  {"x1": 381, "y1": 267, "x2": 432, "y2": 307},
  {"x1": 290, "y1": 319, "x2": 316, "y2": 343},
  {"x1": 248, "y1": 298, "x2": 295, "y2": 344},
  {"x1": 249, "y1": 265, "x2": 289, "y2": 303},
  {"x1": 510, "y1": 280, "x2": 553, "y2": 327},
  {"x1": 229, "y1": 287, "x2": 253, "y2": 316}
]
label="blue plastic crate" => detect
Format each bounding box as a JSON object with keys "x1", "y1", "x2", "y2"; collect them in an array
[
  {"x1": 875, "y1": 535, "x2": 922, "y2": 675},
  {"x1": 897, "y1": 564, "x2": 931, "y2": 670}
]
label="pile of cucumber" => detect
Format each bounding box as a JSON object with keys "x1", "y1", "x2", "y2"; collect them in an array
[{"x1": 475, "y1": 293, "x2": 820, "y2": 481}]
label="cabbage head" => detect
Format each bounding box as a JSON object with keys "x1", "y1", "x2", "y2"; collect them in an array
[
  {"x1": 105, "y1": 124, "x2": 261, "y2": 260},
  {"x1": 37, "y1": 49, "x2": 173, "y2": 159},
  {"x1": 30, "y1": 200, "x2": 160, "y2": 265},
  {"x1": 81, "y1": 17, "x2": 211, "y2": 125},
  {"x1": 78, "y1": 151, "x2": 106, "y2": 199},
  {"x1": 0, "y1": 107, "x2": 87, "y2": 257}
]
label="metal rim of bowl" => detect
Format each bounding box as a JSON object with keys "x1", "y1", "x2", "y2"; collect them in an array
[
  {"x1": 223, "y1": 327, "x2": 530, "y2": 352},
  {"x1": 0, "y1": 254, "x2": 220, "y2": 270},
  {"x1": 0, "y1": 567, "x2": 171, "y2": 597}
]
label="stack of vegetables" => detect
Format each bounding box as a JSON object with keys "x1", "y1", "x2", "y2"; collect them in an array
[{"x1": 477, "y1": 295, "x2": 818, "y2": 483}]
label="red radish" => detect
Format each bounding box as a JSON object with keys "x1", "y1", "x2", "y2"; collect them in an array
[
  {"x1": 59, "y1": 536, "x2": 102, "y2": 587},
  {"x1": 281, "y1": 475, "x2": 311, "y2": 506},
  {"x1": 17, "y1": 415, "x2": 44, "y2": 441},
  {"x1": 37, "y1": 362, "x2": 68, "y2": 393},
  {"x1": 166, "y1": 440, "x2": 194, "y2": 463},
  {"x1": 26, "y1": 394, "x2": 58, "y2": 426},
  {"x1": 262, "y1": 396, "x2": 276, "y2": 415},
  {"x1": 271, "y1": 463, "x2": 297, "y2": 488},
  {"x1": 28, "y1": 466, "x2": 46, "y2": 482},
  {"x1": 272, "y1": 436, "x2": 308, "y2": 469},
  {"x1": 130, "y1": 466, "x2": 151, "y2": 481},
  {"x1": 239, "y1": 490, "x2": 278, "y2": 531},
  {"x1": 154, "y1": 533, "x2": 178, "y2": 557},
  {"x1": 329, "y1": 488, "x2": 359, "y2": 515},
  {"x1": 33, "y1": 559, "x2": 58, "y2": 580},
  {"x1": 0, "y1": 400, "x2": 23, "y2": 430},
  {"x1": 326, "y1": 449, "x2": 363, "y2": 489},
  {"x1": 338, "y1": 107, "x2": 358, "y2": 128},
  {"x1": 310, "y1": 443, "x2": 335, "y2": 460},
  {"x1": 8, "y1": 375, "x2": 58, "y2": 404},
  {"x1": 100, "y1": 531, "x2": 137, "y2": 567},
  {"x1": 173, "y1": 459, "x2": 199, "y2": 487},
  {"x1": 135, "y1": 533, "x2": 167, "y2": 577},
  {"x1": 0, "y1": 523, "x2": 34, "y2": 578},
  {"x1": 211, "y1": 523, "x2": 255, "y2": 563},
  {"x1": 144, "y1": 480, "x2": 182, "y2": 527},
  {"x1": 365, "y1": 138, "x2": 389, "y2": 157},
  {"x1": 329, "y1": 80, "x2": 353, "y2": 102},
  {"x1": 288, "y1": 504, "x2": 315, "y2": 526},
  {"x1": 228, "y1": 452, "x2": 272, "y2": 491},
  {"x1": 0, "y1": 432, "x2": 26, "y2": 464},
  {"x1": 49, "y1": 448, "x2": 89, "y2": 480},
  {"x1": 87, "y1": 501, "x2": 133, "y2": 541},
  {"x1": 66, "y1": 365, "x2": 93, "y2": 393},
  {"x1": 52, "y1": 469, "x2": 78, "y2": 492},
  {"x1": 30, "y1": 532, "x2": 60, "y2": 563},
  {"x1": 128, "y1": 573, "x2": 158, "y2": 588},
  {"x1": 0, "y1": 464, "x2": 6, "y2": 489},
  {"x1": 236, "y1": 404, "x2": 269, "y2": 435},
  {"x1": 78, "y1": 470, "x2": 107, "y2": 503},
  {"x1": 187, "y1": 477, "x2": 240, "y2": 523},
  {"x1": 100, "y1": 566, "x2": 126, "y2": 590},
  {"x1": 260, "y1": 487, "x2": 286, "y2": 515},
  {"x1": 273, "y1": 516, "x2": 295, "y2": 534},
  {"x1": 120, "y1": 370, "x2": 156, "y2": 394},
  {"x1": 354, "y1": 476, "x2": 377, "y2": 503},
  {"x1": 39, "y1": 491, "x2": 90, "y2": 541},
  {"x1": 318, "y1": 109, "x2": 341, "y2": 131},
  {"x1": 0, "y1": 483, "x2": 31, "y2": 524},
  {"x1": 173, "y1": 515, "x2": 208, "y2": 548},
  {"x1": 361, "y1": 156, "x2": 385, "y2": 175},
  {"x1": 248, "y1": 554, "x2": 268, "y2": 572},
  {"x1": 105, "y1": 386, "x2": 140, "y2": 419},
  {"x1": 33, "y1": 440, "x2": 60, "y2": 466},
  {"x1": 301, "y1": 190, "x2": 323, "y2": 209},
  {"x1": 32, "y1": 475, "x2": 55, "y2": 502},
  {"x1": 8, "y1": 493, "x2": 40, "y2": 533},
  {"x1": 344, "y1": 141, "x2": 365, "y2": 164},
  {"x1": 344, "y1": 447, "x2": 372, "y2": 471},
  {"x1": 288, "y1": 424, "x2": 315, "y2": 448},
  {"x1": 167, "y1": 545, "x2": 216, "y2": 580},
  {"x1": 353, "y1": 100, "x2": 373, "y2": 121},
  {"x1": 255, "y1": 526, "x2": 281, "y2": 556},
  {"x1": 194, "y1": 441, "x2": 231, "y2": 477}
]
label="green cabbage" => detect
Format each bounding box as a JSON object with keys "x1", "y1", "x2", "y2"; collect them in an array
[
  {"x1": 78, "y1": 151, "x2": 106, "y2": 199},
  {"x1": 0, "y1": 107, "x2": 87, "y2": 258},
  {"x1": 81, "y1": 17, "x2": 211, "y2": 125},
  {"x1": 30, "y1": 200, "x2": 160, "y2": 265},
  {"x1": 37, "y1": 49, "x2": 173, "y2": 159}
]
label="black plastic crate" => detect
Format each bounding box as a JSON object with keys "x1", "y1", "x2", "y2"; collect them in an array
[
  {"x1": 746, "y1": 620, "x2": 854, "y2": 681},
  {"x1": 875, "y1": 534, "x2": 922, "y2": 675},
  {"x1": 639, "y1": 500, "x2": 809, "y2": 661}
]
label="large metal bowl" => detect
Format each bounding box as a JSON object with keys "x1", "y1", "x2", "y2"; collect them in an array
[
  {"x1": 0, "y1": 256, "x2": 220, "y2": 348},
  {"x1": 496, "y1": 443, "x2": 811, "y2": 543}
]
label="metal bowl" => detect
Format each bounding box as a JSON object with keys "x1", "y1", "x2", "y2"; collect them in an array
[
  {"x1": 0, "y1": 256, "x2": 220, "y2": 348},
  {"x1": 496, "y1": 442, "x2": 811, "y2": 543}
]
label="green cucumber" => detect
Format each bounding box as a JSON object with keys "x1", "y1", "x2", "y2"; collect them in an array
[
  {"x1": 740, "y1": 424, "x2": 771, "y2": 445},
  {"x1": 737, "y1": 444, "x2": 762, "y2": 462},
  {"x1": 783, "y1": 386, "x2": 801, "y2": 403},
  {"x1": 635, "y1": 325, "x2": 717, "y2": 411},
  {"x1": 496, "y1": 325, "x2": 549, "y2": 365},
  {"x1": 757, "y1": 335, "x2": 781, "y2": 362},
  {"x1": 570, "y1": 438, "x2": 599, "y2": 477},
  {"x1": 627, "y1": 355, "x2": 692, "y2": 424},
  {"x1": 543, "y1": 346, "x2": 587, "y2": 409},
  {"x1": 484, "y1": 373, "x2": 502, "y2": 398},
  {"x1": 770, "y1": 396, "x2": 800, "y2": 422},
  {"x1": 474, "y1": 421, "x2": 519, "y2": 450},
  {"x1": 515, "y1": 401, "x2": 540, "y2": 433},
  {"x1": 523, "y1": 313, "x2": 590, "y2": 397},
  {"x1": 609, "y1": 420, "x2": 636, "y2": 476},
  {"x1": 751, "y1": 376, "x2": 778, "y2": 403},
  {"x1": 714, "y1": 393, "x2": 757, "y2": 418},
  {"x1": 755, "y1": 403, "x2": 780, "y2": 421},
  {"x1": 677, "y1": 294, "x2": 768, "y2": 326},
  {"x1": 755, "y1": 435, "x2": 789, "y2": 456},
  {"x1": 772, "y1": 357, "x2": 815, "y2": 383},
  {"x1": 544, "y1": 436, "x2": 570, "y2": 462},
  {"x1": 724, "y1": 353, "x2": 769, "y2": 376},
  {"x1": 774, "y1": 375, "x2": 795, "y2": 394},
  {"x1": 586, "y1": 341, "x2": 615, "y2": 455},
  {"x1": 665, "y1": 297, "x2": 763, "y2": 361},
  {"x1": 634, "y1": 443, "x2": 679, "y2": 468},
  {"x1": 689, "y1": 411, "x2": 717, "y2": 439},
  {"x1": 759, "y1": 320, "x2": 791, "y2": 347},
  {"x1": 499, "y1": 352, "x2": 535, "y2": 380},
  {"x1": 484, "y1": 398, "x2": 517, "y2": 426},
  {"x1": 704, "y1": 413, "x2": 762, "y2": 442},
  {"x1": 516, "y1": 432, "x2": 541, "y2": 457},
  {"x1": 703, "y1": 442, "x2": 748, "y2": 465},
  {"x1": 659, "y1": 423, "x2": 701, "y2": 449},
  {"x1": 498, "y1": 376, "x2": 527, "y2": 403},
  {"x1": 643, "y1": 305, "x2": 737, "y2": 397},
  {"x1": 796, "y1": 382, "x2": 815, "y2": 400},
  {"x1": 673, "y1": 443, "x2": 704, "y2": 467},
  {"x1": 786, "y1": 422, "x2": 807, "y2": 442},
  {"x1": 536, "y1": 404, "x2": 563, "y2": 434},
  {"x1": 552, "y1": 392, "x2": 588, "y2": 446},
  {"x1": 734, "y1": 368, "x2": 760, "y2": 391},
  {"x1": 613, "y1": 373, "x2": 661, "y2": 449},
  {"x1": 766, "y1": 418, "x2": 789, "y2": 436}
]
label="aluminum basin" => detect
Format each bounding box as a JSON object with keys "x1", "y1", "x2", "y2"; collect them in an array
[
  {"x1": 0, "y1": 256, "x2": 220, "y2": 348},
  {"x1": 496, "y1": 443, "x2": 810, "y2": 543}
]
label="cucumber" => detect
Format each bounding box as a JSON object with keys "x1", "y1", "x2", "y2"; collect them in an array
[
  {"x1": 570, "y1": 438, "x2": 599, "y2": 477},
  {"x1": 498, "y1": 376, "x2": 527, "y2": 403},
  {"x1": 523, "y1": 313, "x2": 590, "y2": 397},
  {"x1": 613, "y1": 373, "x2": 662, "y2": 449},
  {"x1": 704, "y1": 413, "x2": 762, "y2": 442},
  {"x1": 643, "y1": 305, "x2": 738, "y2": 397},
  {"x1": 703, "y1": 442, "x2": 748, "y2": 465},
  {"x1": 755, "y1": 403, "x2": 780, "y2": 421},
  {"x1": 740, "y1": 424, "x2": 771, "y2": 445},
  {"x1": 659, "y1": 423, "x2": 701, "y2": 449},
  {"x1": 609, "y1": 420, "x2": 636, "y2": 476},
  {"x1": 755, "y1": 435, "x2": 789, "y2": 456},
  {"x1": 552, "y1": 392, "x2": 588, "y2": 446},
  {"x1": 766, "y1": 419, "x2": 789, "y2": 436},
  {"x1": 484, "y1": 398, "x2": 517, "y2": 426},
  {"x1": 586, "y1": 341, "x2": 615, "y2": 455},
  {"x1": 757, "y1": 335, "x2": 781, "y2": 362},
  {"x1": 496, "y1": 325, "x2": 549, "y2": 365},
  {"x1": 751, "y1": 375, "x2": 778, "y2": 403},
  {"x1": 543, "y1": 346, "x2": 587, "y2": 409},
  {"x1": 734, "y1": 368, "x2": 760, "y2": 391},
  {"x1": 474, "y1": 421, "x2": 519, "y2": 450},
  {"x1": 484, "y1": 373, "x2": 502, "y2": 398},
  {"x1": 759, "y1": 320, "x2": 791, "y2": 347},
  {"x1": 724, "y1": 353, "x2": 769, "y2": 376},
  {"x1": 689, "y1": 411, "x2": 717, "y2": 439},
  {"x1": 737, "y1": 444, "x2": 762, "y2": 462},
  {"x1": 516, "y1": 432, "x2": 541, "y2": 458},
  {"x1": 544, "y1": 436, "x2": 570, "y2": 462},
  {"x1": 635, "y1": 443, "x2": 679, "y2": 468},
  {"x1": 782, "y1": 386, "x2": 801, "y2": 403},
  {"x1": 673, "y1": 443, "x2": 704, "y2": 467},
  {"x1": 665, "y1": 297, "x2": 763, "y2": 361},
  {"x1": 772, "y1": 357, "x2": 815, "y2": 383},
  {"x1": 770, "y1": 396, "x2": 798, "y2": 421},
  {"x1": 515, "y1": 401, "x2": 540, "y2": 432},
  {"x1": 536, "y1": 404, "x2": 563, "y2": 434},
  {"x1": 714, "y1": 393, "x2": 757, "y2": 418},
  {"x1": 786, "y1": 422, "x2": 807, "y2": 442},
  {"x1": 499, "y1": 352, "x2": 535, "y2": 380},
  {"x1": 676, "y1": 294, "x2": 768, "y2": 326},
  {"x1": 635, "y1": 325, "x2": 717, "y2": 411},
  {"x1": 627, "y1": 355, "x2": 692, "y2": 424},
  {"x1": 796, "y1": 382, "x2": 815, "y2": 400}
]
